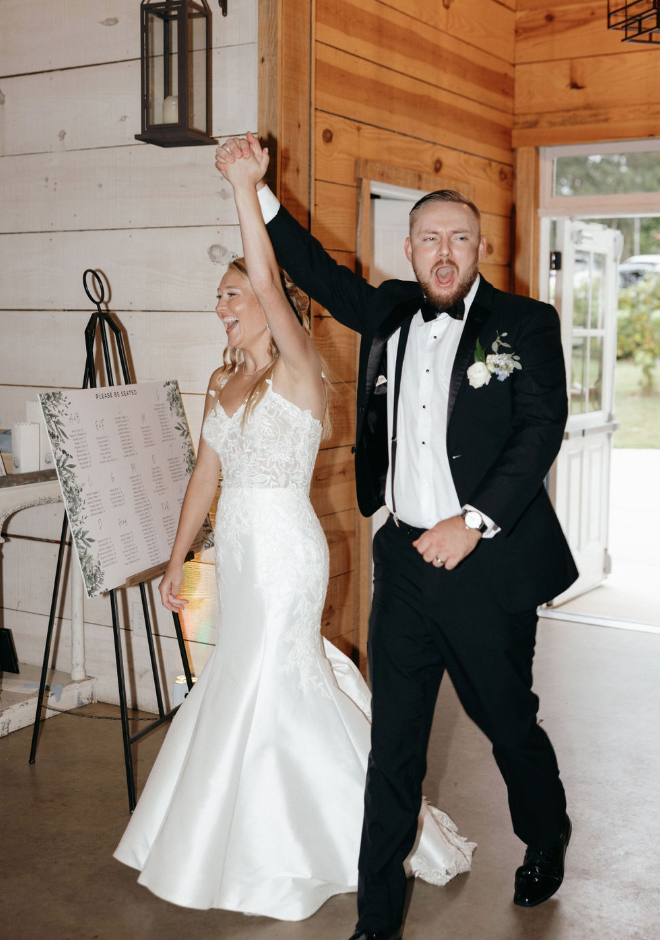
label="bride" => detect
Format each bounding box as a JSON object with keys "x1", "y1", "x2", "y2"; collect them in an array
[{"x1": 113, "y1": 140, "x2": 476, "y2": 921}]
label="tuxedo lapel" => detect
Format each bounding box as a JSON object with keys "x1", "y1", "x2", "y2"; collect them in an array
[
  {"x1": 447, "y1": 296, "x2": 494, "y2": 426},
  {"x1": 363, "y1": 297, "x2": 422, "y2": 404}
]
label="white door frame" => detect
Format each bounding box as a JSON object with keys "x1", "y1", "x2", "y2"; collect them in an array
[
  {"x1": 549, "y1": 220, "x2": 622, "y2": 605},
  {"x1": 538, "y1": 140, "x2": 660, "y2": 617}
]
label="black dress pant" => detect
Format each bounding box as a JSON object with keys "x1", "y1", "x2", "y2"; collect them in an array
[{"x1": 356, "y1": 516, "x2": 567, "y2": 934}]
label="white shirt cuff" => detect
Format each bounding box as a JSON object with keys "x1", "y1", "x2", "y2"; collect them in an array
[
  {"x1": 257, "y1": 185, "x2": 281, "y2": 224},
  {"x1": 462, "y1": 504, "x2": 500, "y2": 539}
]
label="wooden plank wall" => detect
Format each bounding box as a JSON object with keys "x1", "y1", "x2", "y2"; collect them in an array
[
  {"x1": 311, "y1": 0, "x2": 516, "y2": 664},
  {"x1": 258, "y1": 0, "x2": 360, "y2": 663},
  {"x1": 514, "y1": 0, "x2": 660, "y2": 146},
  {"x1": 0, "y1": 0, "x2": 258, "y2": 711}
]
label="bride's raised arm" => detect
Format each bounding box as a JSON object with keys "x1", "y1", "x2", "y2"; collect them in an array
[{"x1": 215, "y1": 133, "x2": 322, "y2": 384}]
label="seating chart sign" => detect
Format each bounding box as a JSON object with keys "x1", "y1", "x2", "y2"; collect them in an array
[{"x1": 39, "y1": 381, "x2": 212, "y2": 598}]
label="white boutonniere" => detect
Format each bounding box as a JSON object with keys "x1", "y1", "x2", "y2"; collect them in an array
[
  {"x1": 467, "y1": 333, "x2": 522, "y2": 388},
  {"x1": 375, "y1": 375, "x2": 387, "y2": 387}
]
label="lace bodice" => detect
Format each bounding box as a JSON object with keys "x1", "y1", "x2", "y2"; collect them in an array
[{"x1": 202, "y1": 380, "x2": 322, "y2": 490}]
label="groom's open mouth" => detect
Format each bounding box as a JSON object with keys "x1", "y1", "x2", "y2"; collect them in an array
[
  {"x1": 434, "y1": 264, "x2": 458, "y2": 290},
  {"x1": 221, "y1": 316, "x2": 239, "y2": 335}
]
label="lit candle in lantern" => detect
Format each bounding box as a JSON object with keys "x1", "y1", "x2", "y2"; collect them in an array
[{"x1": 162, "y1": 95, "x2": 179, "y2": 124}]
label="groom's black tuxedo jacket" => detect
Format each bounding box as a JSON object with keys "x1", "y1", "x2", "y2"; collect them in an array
[{"x1": 266, "y1": 205, "x2": 578, "y2": 613}]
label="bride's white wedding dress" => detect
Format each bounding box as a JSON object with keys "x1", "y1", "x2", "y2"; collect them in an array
[{"x1": 114, "y1": 379, "x2": 476, "y2": 919}]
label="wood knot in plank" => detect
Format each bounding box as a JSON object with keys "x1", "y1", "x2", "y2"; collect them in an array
[
  {"x1": 434, "y1": 159, "x2": 443, "y2": 173},
  {"x1": 322, "y1": 128, "x2": 333, "y2": 144}
]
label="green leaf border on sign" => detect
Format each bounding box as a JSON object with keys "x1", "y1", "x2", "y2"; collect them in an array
[{"x1": 39, "y1": 391, "x2": 105, "y2": 596}]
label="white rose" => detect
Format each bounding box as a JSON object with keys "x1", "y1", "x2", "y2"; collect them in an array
[{"x1": 467, "y1": 361, "x2": 492, "y2": 389}]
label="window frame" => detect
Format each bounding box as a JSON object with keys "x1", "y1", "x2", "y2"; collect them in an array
[{"x1": 539, "y1": 139, "x2": 660, "y2": 218}]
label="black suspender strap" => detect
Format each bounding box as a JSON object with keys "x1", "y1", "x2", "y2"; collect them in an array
[{"x1": 389, "y1": 315, "x2": 413, "y2": 524}]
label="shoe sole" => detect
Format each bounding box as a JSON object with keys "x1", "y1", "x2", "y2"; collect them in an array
[{"x1": 513, "y1": 817, "x2": 572, "y2": 908}]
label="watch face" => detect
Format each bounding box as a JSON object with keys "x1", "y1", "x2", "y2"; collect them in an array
[{"x1": 464, "y1": 510, "x2": 483, "y2": 529}]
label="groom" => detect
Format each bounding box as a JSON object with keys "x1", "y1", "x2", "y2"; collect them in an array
[{"x1": 217, "y1": 136, "x2": 578, "y2": 940}]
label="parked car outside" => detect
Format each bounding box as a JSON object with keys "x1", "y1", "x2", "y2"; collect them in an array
[{"x1": 619, "y1": 254, "x2": 660, "y2": 287}]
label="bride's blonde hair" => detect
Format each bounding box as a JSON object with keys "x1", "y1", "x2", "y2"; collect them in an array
[{"x1": 216, "y1": 258, "x2": 333, "y2": 441}]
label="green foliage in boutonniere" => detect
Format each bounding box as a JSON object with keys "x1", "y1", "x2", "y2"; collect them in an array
[{"x1": 467, "y1": 333, "x2": 522, "y2": 389}]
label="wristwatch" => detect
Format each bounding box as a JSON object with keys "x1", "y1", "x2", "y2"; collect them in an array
[{"x1": 462, "y1": 508, "x2": 488, "y2": 533}]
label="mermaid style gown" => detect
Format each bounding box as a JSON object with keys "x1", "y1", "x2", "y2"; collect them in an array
[{"x1": 114, "y1": 379, "x2": 476, "y2": 920}]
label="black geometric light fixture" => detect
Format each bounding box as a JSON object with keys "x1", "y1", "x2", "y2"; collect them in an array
[
  {"x1": 608, "y1": 0, "x2": 660, "y2": 44},
  {"x1": 135, "y1": 0, "x2": 228, "y2": 147}
]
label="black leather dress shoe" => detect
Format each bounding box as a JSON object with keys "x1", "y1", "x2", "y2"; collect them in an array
[
  {"x1": 514, "y1": 814, "x2": 572, "y2": 907},
  {"x1": 347, "y1": 929, "x2": 402, "y2": 940}
]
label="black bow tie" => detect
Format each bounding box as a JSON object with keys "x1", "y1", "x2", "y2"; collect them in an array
[{"x1": 420, "y1": 298, "x2": 465, "y2": 322}]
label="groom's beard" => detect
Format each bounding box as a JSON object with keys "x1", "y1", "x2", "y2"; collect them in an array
[{"x1": 412, "y1": 256, "x2": 480, "y2": 310}]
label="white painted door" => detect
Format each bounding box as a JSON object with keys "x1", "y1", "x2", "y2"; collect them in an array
[{"x1": 549, "y1": 220, "x2": 622, "y2": 605}]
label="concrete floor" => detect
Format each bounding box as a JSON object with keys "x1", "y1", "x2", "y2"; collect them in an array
[{"x1": 2, "y1": 617, "x2": 659, "y2": 940}]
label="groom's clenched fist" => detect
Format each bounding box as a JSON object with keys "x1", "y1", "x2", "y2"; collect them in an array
[{"x1": 412, "y1": 514, "x2": 481, "y2": 569}]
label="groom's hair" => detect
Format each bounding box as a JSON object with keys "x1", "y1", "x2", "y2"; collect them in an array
[{"x1": 409, "y1": 190, "x2": 481, "y2": 232}]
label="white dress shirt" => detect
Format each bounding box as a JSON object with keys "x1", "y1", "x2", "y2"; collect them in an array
[
  {"x1": 256, "y1": 185, "x2": 499, "y2": 537},
  {"x1": 384, "y1": 277, "x2": 497, "y2": 536}
]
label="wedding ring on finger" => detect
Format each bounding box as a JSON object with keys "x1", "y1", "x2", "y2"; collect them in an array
[{"x1": 435, "y1": 556, "x2": 445, "y2": 566}]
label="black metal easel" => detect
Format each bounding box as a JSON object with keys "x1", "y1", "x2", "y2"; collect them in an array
[{"x1": 29, "y1": 270, "x2": 194, "y2": 811}]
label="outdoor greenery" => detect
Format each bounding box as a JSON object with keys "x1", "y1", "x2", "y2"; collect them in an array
[
  {"x1": 556, "y1": 152, "x2": 660, "y2": 197},
  {"x1": 617, "y1": 275, "x2": 660, "y2": 395},
  {"x1": 614, "y1": 359, "x2": 660, "y2": 449},
  {"x1": 556, "y1": 152, "x2": 660, "y2": 256}
]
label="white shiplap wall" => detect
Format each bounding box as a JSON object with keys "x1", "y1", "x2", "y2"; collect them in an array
[{"x1": 0, "y1": 0, "x2": 257, "y2": 710}]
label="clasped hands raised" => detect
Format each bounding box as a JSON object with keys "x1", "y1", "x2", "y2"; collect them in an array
[{"x1": 215, "y1": 131, "x2": 268, "y2": 187}]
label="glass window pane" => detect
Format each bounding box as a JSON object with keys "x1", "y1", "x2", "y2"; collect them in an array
[
  {"x1": 554, "y1": 151, "x2": 660, "y2": 197},
  {"x1": 146, "y1": 11, "x2": 164, "y2": 126},
  {"x1": 164, "y1": 16, "x2": 179, "y2": 123},
  {"x1": 588, "y1": 336, "x2": 603, "y2": 413},
  {"x1": 189, "y1": 10, "x2": 207, "y2": 133},
  {"x1": 573, "y1": 250, "x2": 590, "y2": 329},
  {"x1": 147, "y1": 11, "x2": 179, "y2": 125},
  {"x1": 584, "y1": 217, "x2": 660, "y2": 266},
  {"x1": 570, "y1": 336, "x2": 588, "y2": 416}
]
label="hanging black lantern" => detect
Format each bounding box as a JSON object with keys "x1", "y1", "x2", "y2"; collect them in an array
[
  {"x1": 608, "y1": 0, "x2": 660, "y2": 44},
  {"x1": 135, "y1": 0, "x2": 227, "y2": 147}
]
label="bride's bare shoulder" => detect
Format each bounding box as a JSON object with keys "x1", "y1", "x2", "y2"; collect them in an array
[{"x1": 207, "y1": 365, "x2": 231, "y2": 394}]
